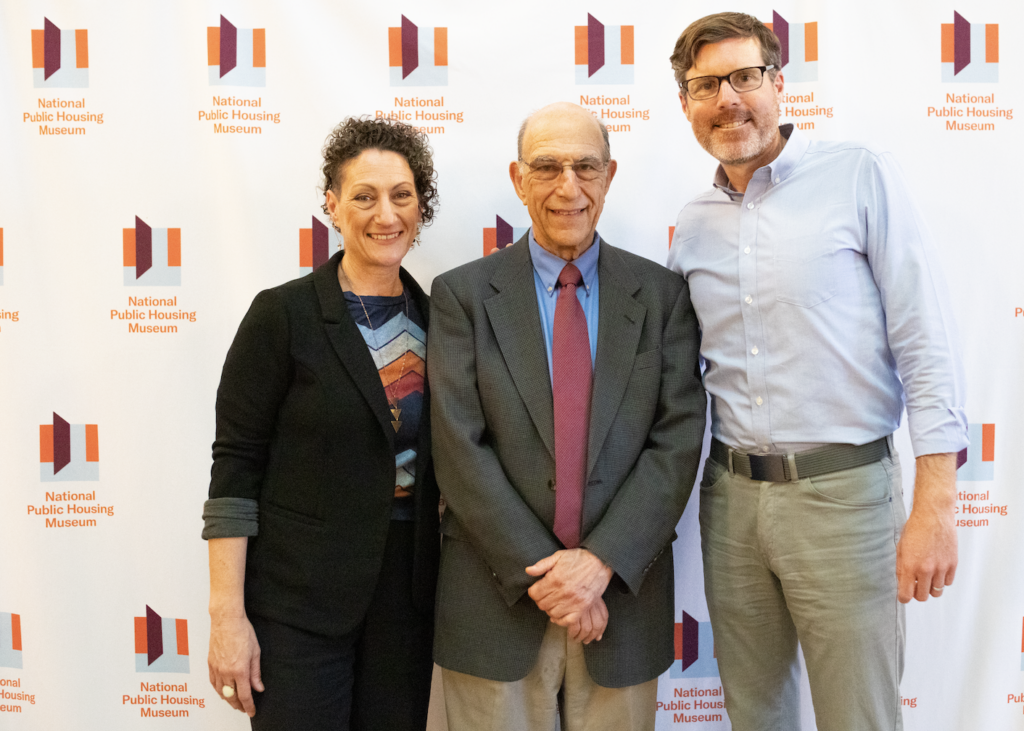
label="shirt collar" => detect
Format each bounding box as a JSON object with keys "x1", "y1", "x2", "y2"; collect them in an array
[
  {"x1": 528, "y1": 230, "x2": 600, "y2": 297},
  {"x1": 712, "y1": 123, "x2": 809, "y2": 197}
]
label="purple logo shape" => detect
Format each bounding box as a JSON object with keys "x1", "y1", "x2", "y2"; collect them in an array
[
  {"x1": 588, "y1": 14, "x2": 605, "y2": 77},
  {"x1": 44, "y1": 17, "x2": 61, "y2": 80},
  {"x1": 953, "y1": 11, "x2": 971, "y2": 76},
  {"x1": 312, "y1": 216, "x2": 330, "y2": 269},
  {"x1": 146, "y1": 605, "x2": 164, "y2": 666},
  {"x1": 52, "y1": 412, "x2": 71, "y2": 474},
  {"x1": 496, "y1": 216, "x2": 514, "y2": 250},
  {"x1": 773, "y1": 11, "x2": 790, "y2": 70},
  {"x1": 680, "y1": 610, "x2": 699, "y2": 671},
  {"x1": 220, "y1": 15, "x2": 237, "y2": 77},
  {"x1": 402, "y1": 15, "x2": 418, "y2": 79},
  {"x1": 134, "y1": 216, "x2": 153, "y2": 278}
]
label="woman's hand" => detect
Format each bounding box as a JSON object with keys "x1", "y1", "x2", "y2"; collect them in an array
[
  {"x1": 207, "y1": 537, "x2": 263, "y2": 716},
  {"x1": 208, "y1": 614, "x2": 263, "y2": 716}
]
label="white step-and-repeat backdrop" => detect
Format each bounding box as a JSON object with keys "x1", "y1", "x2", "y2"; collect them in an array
[{"x1": 0, "y1": 1, "x2": 1020, "y2": 728}]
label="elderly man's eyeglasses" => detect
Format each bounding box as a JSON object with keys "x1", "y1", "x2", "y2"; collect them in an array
[
  {"x1": 680, "y1": 65, "x2": 775, "y2": 101},
  {"x1": 519, "y1": 157, "x2": 608, "y2": 182}
]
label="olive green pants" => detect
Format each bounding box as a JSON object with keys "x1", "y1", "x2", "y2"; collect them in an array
[{"x1": 700, "y1": 452, "x2": 907, "y2": 731}]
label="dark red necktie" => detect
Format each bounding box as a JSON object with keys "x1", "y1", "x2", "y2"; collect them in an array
[{"x1": 552, "y1": 263, "x2": 592, "y2": 549}]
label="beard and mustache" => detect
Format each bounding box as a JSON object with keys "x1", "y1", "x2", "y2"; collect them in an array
[{"x1": 692, "y1": 94, "x2": 781, "y2": 167}]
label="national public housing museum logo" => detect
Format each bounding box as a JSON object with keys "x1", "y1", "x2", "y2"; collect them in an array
[
  {"x1": 483, "y1": 215, "x2": 529, "y2": 257},
  {"x1": 299, "y1": 216, "x2": 341, "y2": 276},
  {"x1": 575, "y1": 14, "x2": 634, "y2": 85},
  {"x1": 0, "y1": 612, "x2": 22, "y2": 669},
  {"x1": 670, "y1": 611, "x2": 720, "y2": 678},
  {"x1": 765, "y1": 11, "x2": 817, "y2": 83},
  {"x1": 135, "y1": 606, "x2": 189, "y2": 673},
  {"x1": 32, "y1": 17, "x2": 88, "y2": 88},
  {"x1": 942, "y1": 11, "x2": 998, "y2": 83},
  {"x1": 40, "y1": 413, "x2": 99, "y2": 482},
  {"x1": 208, "y1": 15, "x2": 266, "y2": 87},
  {"x1": 389, "y1": 16, "x2": 448, "y2": 87},
  {"x1": 957, "y1": 423, "x2": 995, "y2": 481},
  {"x1": 123, "y1": 217, "x2": 181, "y2": 286}
]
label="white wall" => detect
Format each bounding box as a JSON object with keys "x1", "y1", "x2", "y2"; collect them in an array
[{"x1": 0, "y1": 1, "x2": 1020, "y2": 728}]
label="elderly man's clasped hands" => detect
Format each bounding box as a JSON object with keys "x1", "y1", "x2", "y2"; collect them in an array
[{"x1": 527, "y1": 548, "x2": 613, "y2": 644}]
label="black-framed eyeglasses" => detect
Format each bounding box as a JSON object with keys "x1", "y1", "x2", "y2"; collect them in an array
[
  {"x1": 680, "y1": 65, "x2": 776, "y2": 101},
  {"x1": 519, "y1": 157, "x2": 608, "y2": 182}
]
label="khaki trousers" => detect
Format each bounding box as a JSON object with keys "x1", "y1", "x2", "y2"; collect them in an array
[{"x1": 442, "y1": 621, "x2": 658, "y2": 731}]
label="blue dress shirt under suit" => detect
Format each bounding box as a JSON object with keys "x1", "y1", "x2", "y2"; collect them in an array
[{"x1": 529, "y1": 231, "x2": 600, "y2": 380}]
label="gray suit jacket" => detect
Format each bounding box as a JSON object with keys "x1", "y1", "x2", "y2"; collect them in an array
[{"x1": 428, "y1": 236, "x2": 705, "y2": 687}]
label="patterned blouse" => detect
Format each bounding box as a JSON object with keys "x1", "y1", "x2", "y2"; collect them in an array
[{"x1": 345, "y1": 290, "x2": 426, "y2": 521}]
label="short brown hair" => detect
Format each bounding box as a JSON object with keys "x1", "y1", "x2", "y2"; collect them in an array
[{"x1": 669, "y1": 12, "x2": 781, "y2": 88}]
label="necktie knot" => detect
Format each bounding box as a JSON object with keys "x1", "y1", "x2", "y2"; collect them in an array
[{"x1": 558, "y1": 263, "x2": 583, "y2": 290}]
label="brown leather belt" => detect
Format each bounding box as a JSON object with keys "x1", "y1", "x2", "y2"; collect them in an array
[{"x1": 710, "y1": 436, "x2": 892, "y2": 482}]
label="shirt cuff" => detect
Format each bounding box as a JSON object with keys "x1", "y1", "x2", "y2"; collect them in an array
[
  {"x1": 908, "y1": 407, "x2": 969, "y2": 457},
  {"x1": 202, "y1": 497, "x2": 259, "y2": 540}
]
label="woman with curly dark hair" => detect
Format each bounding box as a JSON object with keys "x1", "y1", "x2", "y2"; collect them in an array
[{"x1": 203, "y1": 117, "x2": 440, "y2": 730}]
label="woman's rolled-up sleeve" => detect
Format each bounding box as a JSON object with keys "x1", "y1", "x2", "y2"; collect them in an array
[
  {"x1": 204, "y1": 289, "x2": 293, "y2": 537},
  {"x1": 201, "y1": 497, "x2": 259, "y2": 539}
]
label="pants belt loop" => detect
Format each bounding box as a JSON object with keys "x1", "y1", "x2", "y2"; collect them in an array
[
  {"x1": 727, "y1": 447, "x2": 735, "y2": 474},
  {"x1": 885, "y1": 434, "x2": 894, "y2": 456},
  {"x1": 786, "y1": 453, "x2": 799, "y2": 481}
]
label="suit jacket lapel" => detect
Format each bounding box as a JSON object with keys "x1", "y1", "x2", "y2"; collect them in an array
[
  {"x1": 484, "y1": 237, "x2": 556, "y2": 460},
  {"x1": 588, "y1": 241, "x2": 645, "y2": 476},
  {"x1": 315, "y1": 250, "x2": 396, "y2": 450}
]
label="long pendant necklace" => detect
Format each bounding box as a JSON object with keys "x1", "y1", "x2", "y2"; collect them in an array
[{"x1": 353, "y1": 287, "x2": 410, "y2": 433}]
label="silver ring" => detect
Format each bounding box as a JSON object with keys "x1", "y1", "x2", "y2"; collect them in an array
[{"x1": 222, "y1": 685, "x2": 235, "y2": 698}]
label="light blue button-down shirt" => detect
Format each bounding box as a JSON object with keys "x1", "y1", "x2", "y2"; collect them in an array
[
  {"x1": 669, "y1": 125, "x2": 967, "y2": 457},
  {"x1": 529, "y1": 231, "x2": 600, "y2": 384}
]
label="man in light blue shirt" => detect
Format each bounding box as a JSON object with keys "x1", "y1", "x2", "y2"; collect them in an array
[
  {"x1": 667, "y1": 12, "x2": 967, "y2": 731},
  {"x1": 428, "y1": 102, "x2": 706, "y2": 731}
]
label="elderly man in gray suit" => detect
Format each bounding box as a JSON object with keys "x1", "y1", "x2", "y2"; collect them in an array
[{"x1": 427, "y1": 101, "x2": 706, "y2": 731}]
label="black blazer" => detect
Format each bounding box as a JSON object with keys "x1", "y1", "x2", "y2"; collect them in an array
[{"x1": 210, "y1": 250, "x2": 439, "y2": 636}]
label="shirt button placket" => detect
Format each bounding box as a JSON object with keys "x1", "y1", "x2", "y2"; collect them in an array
[
  {"x1": 744, "y1": 180, "x2": 772, "y2": 449},
  {"x1": 738, "y1": 191, "x2": 764, "y2": 448}
]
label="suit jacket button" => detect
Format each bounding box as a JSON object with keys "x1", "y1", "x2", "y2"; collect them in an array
[{"x1": 548, "y1": 478, "x2": 556, "y2": 491}]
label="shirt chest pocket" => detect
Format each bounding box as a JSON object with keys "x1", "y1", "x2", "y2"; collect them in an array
[{"x1": 773, "y1": 236, "x2": 837, "y2": 308}]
